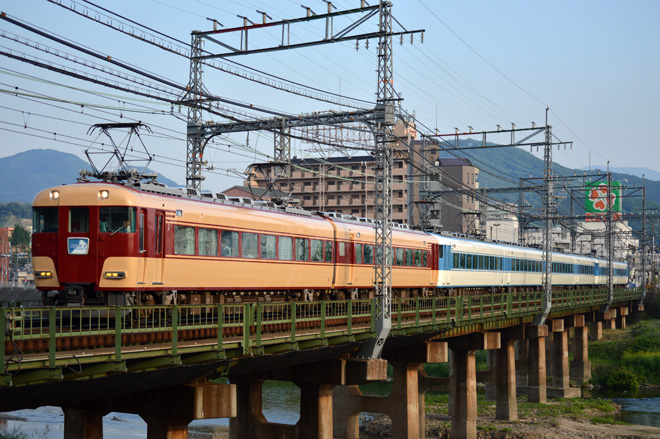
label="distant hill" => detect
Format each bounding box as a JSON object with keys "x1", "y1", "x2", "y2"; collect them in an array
[
  {"x1": 581, "y1": 166, "x2": 660, "y2": 182},
  {"x1": 440, "y1": 140, "x2": 660, "y2": 233},
  {"x1": 0, "y1": 149, "x2": 181, "y2": 203}
]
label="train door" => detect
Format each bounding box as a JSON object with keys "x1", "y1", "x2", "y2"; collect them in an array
[
  {"x1": 59, "y1": 206, "x2": 97, "y2": 285},
  {"x1": 348, "y1": 233, "x2": 355, "y2": 286},
  {"x1": 137, "y1": 208, "x2": 148, "y2": 284},
  {"x1": 153, "y1": 211, "x2": 165, "y2": 285}
]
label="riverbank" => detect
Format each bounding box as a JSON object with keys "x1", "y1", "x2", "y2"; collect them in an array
[{"x1": 361, "y1": 396, "x2": 660, "y2": 438}]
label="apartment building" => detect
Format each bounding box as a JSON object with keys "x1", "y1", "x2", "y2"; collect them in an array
[{"x1": 243, "y1": 120, "x2": 480, "y2": 232}]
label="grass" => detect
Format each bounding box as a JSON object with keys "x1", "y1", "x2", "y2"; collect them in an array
[
  {"x1": 425, "y1": 393, "x2": 619, "y2": 424},
  {"x1": 590, "y1": 317, "x2": 660, "y2": 388}
]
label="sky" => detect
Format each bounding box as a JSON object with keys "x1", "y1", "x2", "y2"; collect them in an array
[{"x1": 1, "y1": 0, "x2": 659, "y2": 191}]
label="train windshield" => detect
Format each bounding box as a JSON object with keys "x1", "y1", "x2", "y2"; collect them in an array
[
  {"x1": 33, "y1": 207, "x2": 58, "y2": 233},
  {"x1": 99, "y1": 207, "x2": 136, "y2": 233}
]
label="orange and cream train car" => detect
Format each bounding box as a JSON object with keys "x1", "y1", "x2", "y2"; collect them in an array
[{"x1": 32, "y1": 181, "x2": 438, "y2": 306}]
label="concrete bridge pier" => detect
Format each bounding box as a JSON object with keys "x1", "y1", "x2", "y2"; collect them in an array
[
  {"x1": 230, "y1": 358, "x2": 387, "y2": 439},
  {"x1": 62, "y1": 382, "x2": 236, "y2": 439},
  {"x1": 588, "y1": 310, "x2": 603, "y2": 341},
  {"x1": 63, "y1": 408, "x2": 105, "y2": 439},
  {"x1": 333, "y1": 341, "x2": 448, "y2": 439},
  {"x1": 567, "y1": 315, "x2": 591, "y2": 383},
  {"x1": 617, "y1": 306, "x2": 629, "y2": 329},
  {"x1": 494, "y1": 326, "x2": 524, "y2": 420},
  {"x1": 524, "y1": 325, "x2": 548, "y2": 403},
  {"x1": 603, "y1": 309, "x2": 617, "y2": 330},
  {"x1": 447, "y1": 332, "x2": 500, "y2": 439},
  {"x1": 547, "y1": 319, "x2": 580, "y2": 398}
]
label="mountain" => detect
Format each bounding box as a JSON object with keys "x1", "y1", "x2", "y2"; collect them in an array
[
  {"x1": 581, "y1": 166, "x2": 660, "y2": 182},
  {"x1": 0, "y1": 149, "x2": 181, "y2": 203}
]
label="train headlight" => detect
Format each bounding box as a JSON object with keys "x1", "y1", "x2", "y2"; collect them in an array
[
  {"x1": 98, "y1": 190, "x2": 110, "y2": 200},
  {"x1": 49, "y1": 190, "x2": 60, "y2": 200},
  {"x1": 104, "y1": 271, "x2": 126, "y2": 279},
  {"x1": 35, "y1": 271, "x2": 53, "y2": 279}
]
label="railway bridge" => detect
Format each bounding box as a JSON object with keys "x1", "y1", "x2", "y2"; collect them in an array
[{"x1": 1, "y1": 288, "x2": 644, "y2": 439}]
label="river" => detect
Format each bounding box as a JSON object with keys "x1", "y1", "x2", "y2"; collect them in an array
[{"x1": 2, "y1": 381, "x2": 660, "y2": 438}]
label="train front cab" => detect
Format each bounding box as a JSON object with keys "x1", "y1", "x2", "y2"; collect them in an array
[{"x1": 32, "y1": 184, "x2": 165, "y2": 306}]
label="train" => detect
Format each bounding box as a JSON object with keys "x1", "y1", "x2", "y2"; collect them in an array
[{"x1": 32, "y1": 180, "x2": 628, "y2": 307}]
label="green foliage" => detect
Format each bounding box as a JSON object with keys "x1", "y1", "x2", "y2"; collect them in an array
[
  {"x1": 0, "y1": 427, "x2": 30, "y2": 439},
  {"x1": 602, "y1": 367, "x2": 639, "y2": 390},
  {"x1": 424, "y1": 362, "x2": 449, "y2": 377},
  {"x1": 591, "y1": 416, "x2": 629, "y2": 425},
  {"x1": 627, "y1": 320, "x2": 660, "y2": 353},
  {"x1": 621, "y1": 351, "x2": 660, "y2": 384},
  {"x1": 0, "y1": 202, "x2": 31, "y2": 227},
  {"x1": 10, "y1": 224, "x2": 31, "y2": 249}
]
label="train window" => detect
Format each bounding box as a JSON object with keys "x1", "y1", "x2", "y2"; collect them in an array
[
  {"x1": 69, "y1": 208, "x2": 89, "y2": 233},
  {"x1": 156, "y1": 215, "x2": 163, "y2": 254},
  {"x1": 466, "y1": 254, "x2": 472, "y2": 269},
  {"x1": 221, "y1": 231, "x2": 239, "y2": 257},
  {"x1": 439, "y1": 246, "x2": 444, "y2": 258},
  {"x1": 396, "y1": 248, "x2": 404, "y2": 266},
  {"x1": 423, "y1": 251, "x2": 427, "y2": 267},
  {"x1": 33, "y1": 207, "x2": 58, "y2": 233},
  {"x1": 325, "y1": 241, "x2": 333, "y2": 262},
  {"x1": 485, "y1": 257, "x2": 490, "y2": 270},
  {"x1": 242, "y1": 233, "x2": 259, "y2": 259},
  {"x1": 414, "y1": 250, "x2": 422, "y2": 267},
  {"x1": 279, "y1": 236, "x2": 293, "y2": 260},
  {"x1": 311, "y1": 239, "x2": 323, "y2": 262},
  {"x1": 405, "y1": 249, "x2": 413, "y2": 266},
  {"x1": 338, "y1": 242, "x2": 346, "y2": 257},
  {"x1": 261, "y1": 235, "x2": 277, "y2": 259},
  {"x1": 296, "y1": 238, "x2": 309, "y2": 261},
  {"x1": 355, "y1": 243, "x2": 362, "y2": 264},
  {"x1": 199, "y1": 228, "x2": 218, "y2": 256},
  {"x1": 364, "y1": 245, "x2": 374, "y2": 264},
  {"x1": 453, "y1": 253, "x2": 459, "y2": 268},
  {"x1": 174, "y1": 226, "x2": 195, "y2": 255},
  {"x1": 139, "y1": 212, "x2": 145, "y2": 252},
  {"x1": 479, "y1": 255, "x2": 484, "y2": 269},
  {"x1": 100, "y1": 207, "x2": 135, "y2": 234}
]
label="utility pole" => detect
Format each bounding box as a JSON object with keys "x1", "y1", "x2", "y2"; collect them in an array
[
  {"x1": 533, "y1": 108, "x2": 553, "y2": 326},
  {"x1": 359, "y1": 1, "x2": 395, "y2": 359},
  {"x1": 184, "y1": 33, "x2": 207, "y2": 191},
  {"x1": 641, "y1": 176, "x2": 647, "y2": 301},
  {"x1": 603, "y1": 161, "x2": 614, "y2": 311},
  {"x1": 182, "y1": 1, "x2": 421, "y2": 359}
]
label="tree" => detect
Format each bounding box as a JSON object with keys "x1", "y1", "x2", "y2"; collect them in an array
[{"x1": 10, "y1": 224, "x2": 31, "y2": 250}]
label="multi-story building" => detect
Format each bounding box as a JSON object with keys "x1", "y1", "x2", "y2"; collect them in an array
[
  {"x1": 243, "y1": 120, "x2": 480, "y2": 232},
  {"x1": 0, "y1": 228, "x2": 10, "y2": 286}
]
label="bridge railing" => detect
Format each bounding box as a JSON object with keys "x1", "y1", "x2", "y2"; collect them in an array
[{"x1": 1, "y1": 288, "x2": 643, "y2": 378}]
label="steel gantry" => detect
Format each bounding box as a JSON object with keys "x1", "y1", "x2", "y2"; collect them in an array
[{"x1": 182, "y1": 1, "x2": 422, "y2": 359}]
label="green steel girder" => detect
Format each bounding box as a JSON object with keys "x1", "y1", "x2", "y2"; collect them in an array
[
  {"x1": 182, "y1": 350, "x2": 227, "y2": 365},
  {"x1": 298, "y1": 338, "x2": 329, "y2": 350},
  {"x1": 126, "y1": 355, "x2": 182, "y2": 372},
  {"x1": 10, "y1": 368, "x2": 63, "y2": 386},
  {"x1": 264, "y1": 342, "x2": 299, "y2": 355},
  {"x1": 62, "y1": 361, "x2": 126, "y2": 380},
  {"x1": 0, "y1": 290, "x2": 644, "y2": 386}
]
